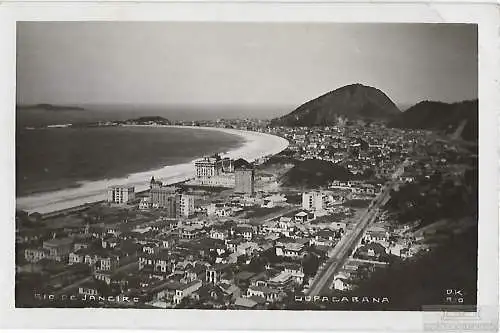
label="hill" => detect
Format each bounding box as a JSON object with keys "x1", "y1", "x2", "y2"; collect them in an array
[
  {"x1": 17, "y1": 103, "x2": 85, "y2": 111},
  {"x1": 123, "y1": 116, "x2": 171, "y2": 125},
  {"x1": 388, "y1": 100, "x2": 478, "y2": 141},
  {"x1": 271, "y1": 84, "x2": 400, "y2": 126},
  {"x1": 279, "y1": 159, "x2": 358, "y2": 188}
]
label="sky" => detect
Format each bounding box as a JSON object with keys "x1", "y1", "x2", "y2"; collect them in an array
[{"x1": 16, "y1": 22, "x2": 477, "y2": 116}]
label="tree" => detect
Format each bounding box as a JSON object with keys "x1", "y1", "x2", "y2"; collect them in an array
[
  {"x1": 302, "y1": 253, "x2": 320, "y2": 277},
  {"x1": 248, "y1": 256, "x2": 266, "y2": 273}
]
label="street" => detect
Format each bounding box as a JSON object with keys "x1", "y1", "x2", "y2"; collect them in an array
[{"x1": 305, "y1": 161, "x2": 407, "y2": 296}]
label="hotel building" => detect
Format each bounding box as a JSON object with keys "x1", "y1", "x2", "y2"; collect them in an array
[
  {"x1": 193, "y1": 154, "x2": 235, "y2": 187},
  {"x1": 149, "y1": 177, "x2": 179, "y2": 217},
  {"x1": 107, "y1": 186, "x2": 135, "y2": 204},
  {"x1": 195, "y1": 155, "x2": 224, "y2": 179}
]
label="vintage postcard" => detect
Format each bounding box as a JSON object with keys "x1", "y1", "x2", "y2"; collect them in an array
[{"x1": 1, "y1": 1, "x2": 498, "y2": 331}]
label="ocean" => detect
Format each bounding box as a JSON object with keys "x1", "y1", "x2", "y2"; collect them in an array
[{"x1": 16, "y1": 109, "x2": 245, "y2": 197}]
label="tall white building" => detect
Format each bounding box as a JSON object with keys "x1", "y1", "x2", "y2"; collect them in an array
[
  {"x1": 195, "y1": 155, "x2": 223, "y2": 179},
  {"x1": 107, "y1": 186, "x2": 135, "y2": 204},
  {"x1": 302, "y1": 191, "x2": 327, "y2": 212},
  {"x1": 179, "y1": 194, "x2": 195, "y2": 217}
]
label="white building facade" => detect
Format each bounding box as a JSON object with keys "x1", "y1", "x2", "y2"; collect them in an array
[
  {"x1": 107, "y1": 186, "x2": 135, "y2": 204},
  {"x1": 302, "y1": 191, "x2": 327, "y2": 212}
]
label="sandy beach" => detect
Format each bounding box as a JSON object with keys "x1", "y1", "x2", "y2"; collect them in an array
[{"x1": 16, "y1": 125, "x2": 289, "y2": 214}]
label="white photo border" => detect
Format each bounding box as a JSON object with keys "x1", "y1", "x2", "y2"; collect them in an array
[{"x1": 0, "y1": 1, "x2": 498, "y2": 331}]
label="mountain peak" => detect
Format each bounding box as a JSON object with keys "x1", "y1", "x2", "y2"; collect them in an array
[{"x1": 272, "y1": 84, "x2": 400, "y2": 126}]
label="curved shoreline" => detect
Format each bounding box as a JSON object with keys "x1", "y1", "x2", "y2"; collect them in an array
[{"x1": 16, "y1": 125, "x2": 289, "y2": 214}]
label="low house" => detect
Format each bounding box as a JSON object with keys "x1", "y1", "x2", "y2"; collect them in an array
[
  {"x1": 261, "y1": 194, "x2": 287, "y2": 208},
  {"x1": 99, "y1": 254, "x2": 120, "y2": 271},
  {"x1": 73, "y1": 240, "x2": 91, "y2": 252},
  {"x1": 213, "y1": 206, "x2": 232, "y2": 218},
  {"x1": 388, "y1": 243, "x2": 405, "y2": 257},
  {"x1": 182, "y1": 263, "x2": 207, "y2": 284},
  {"x1": 234, "y1": 297, "x2": 258, "y2": 309},
  {"x1": 225, "y1": 239, "x2": 239, "y2": 253},
  {"x1": 246, "y1": 285, "x2": 280, "y2": 303},
  {"x1": 210, "y1": 227, "x2": 229, "y2": 240},
  {"x1": 330, "y1": 222, "x2": 347, "y2": 231},
  {"x1": 101, "y1": 237, "x2": 119, "y2": 249},
  {"x1": 173, "y1": 280, "x2": 202, "y2": 304},
  {"x1": 94, "y1": 270, "x2": 112, "y2": 285},
  {"x1": 364, "y1": 226, "x2": 390, "y2": 244},
  {"x1": 98, "y1": 271, "x2": 129, "y2": 291},
  {"x1": 141, "y1": 243, "x2": 159, "y2": 255},
  {"x1": 193, "y1": 285, "x2": 226, "y2": 306},
  {"x1": 277, "y1": 217, "x2": 293, "y2": 232},
  {"x1": 42, "y1": 237, "x2": 73, "y2": 262},
  {"x1": 275, "y1": 240, "x2": 306, "y2": 258},
  {"x1": 24, "y1": 248, "x2": 49, "y2": 263},
  {"x1": 355, "y1": 242, "x2": 388, "y2": 261},
  {"x1": 139, "y1": 251, "x2": 171, "y2": 275},
  {"x1": 218, "y1": 282, "x2": 240, "y2": 301},
  {"x1": 79, "y1": 248, "x2": 110, "y2": 267},
  {"x1": 282, "y1": 262, "x2": 305, "y2": 285},
  {"x1": 153, "y1": 280, "x2": 202, "y2": 305},
  {"x1": 333, "y1": 273, "x2": 352, "y2": 291},
  {"x1": 68, "y1": 249, "x2": 86, "y2": 265},
  {"x1": 78, "y1": 281, "x2": 100, "y2": 297},
  {"x1": 16, "y1": 230, "x2": 43, "y2": 245},
  {"x1": 179, "y1": 225, "x2": 204, "y2": 240},
  {"x1": 236, "y1": 226, "x2": 253, "y2": 241},
  {"x1": 267, "y1": 271, "x2": 298, "y2": 290},
  {"x1": 236, "y1": 241, "x2": 259, "y2": 257},
  {"x1": 314, "y1": 228, "x2": 338, "y2": 241},
  {"x1": 294, "y1": 212, "x2": 308, "y2": 223},
  {"x1": 105, "y1": 224, "x2": 122, "y2": 237}
]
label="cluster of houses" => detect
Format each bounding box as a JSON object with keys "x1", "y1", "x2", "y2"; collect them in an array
[
  {"x1": 329, "y1": 219, "x2": 430, "y2": 292},
  {"x1": 20, "y1": 196, "x2": 362, "y2": 309},
  {"x1": 271, "y1": 123, "x2": 417, "y2": 177}
]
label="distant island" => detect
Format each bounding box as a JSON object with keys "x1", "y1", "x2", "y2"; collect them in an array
[
  {"x1": 123, "y1": 116, "x2": 171, "y2": 125},
  {"x1": 64, "y1": 116, "x2": 172, "y2": 129},
  {"x1": 17, "y1": 103, "x2": 85, "y2": 112}
]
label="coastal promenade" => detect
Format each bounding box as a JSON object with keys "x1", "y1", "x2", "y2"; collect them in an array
[{"x1": 16, "y1": 126, "x2": 289, "y2": 215}]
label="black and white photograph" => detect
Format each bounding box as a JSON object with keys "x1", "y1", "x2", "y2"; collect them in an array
[{"x1": 13, "y1": 21, "x2": 484, "y2": 313}]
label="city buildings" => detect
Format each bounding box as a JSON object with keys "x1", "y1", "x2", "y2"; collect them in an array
[
  {"x1": 193, "y1": 154, "x2": 235, "y2": 187},
  {"x1": 25, "y1": 237, "x2": 74, "y2": 263},
  {"x1": 107, "y1": 186, "x2": 135, "y2": 204},
  {"x1": 195, "y1": 155, "x2": 224, "y2": 179},
  {"x1": 179, "y1": 194, "x2": 195, "y2": 217},
  {"x1": 149, "y1": 178, "x2": 179, "y2": 216},
  {"x1": 15, "y1": 118, "x2": 473, "y2": 310}
]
